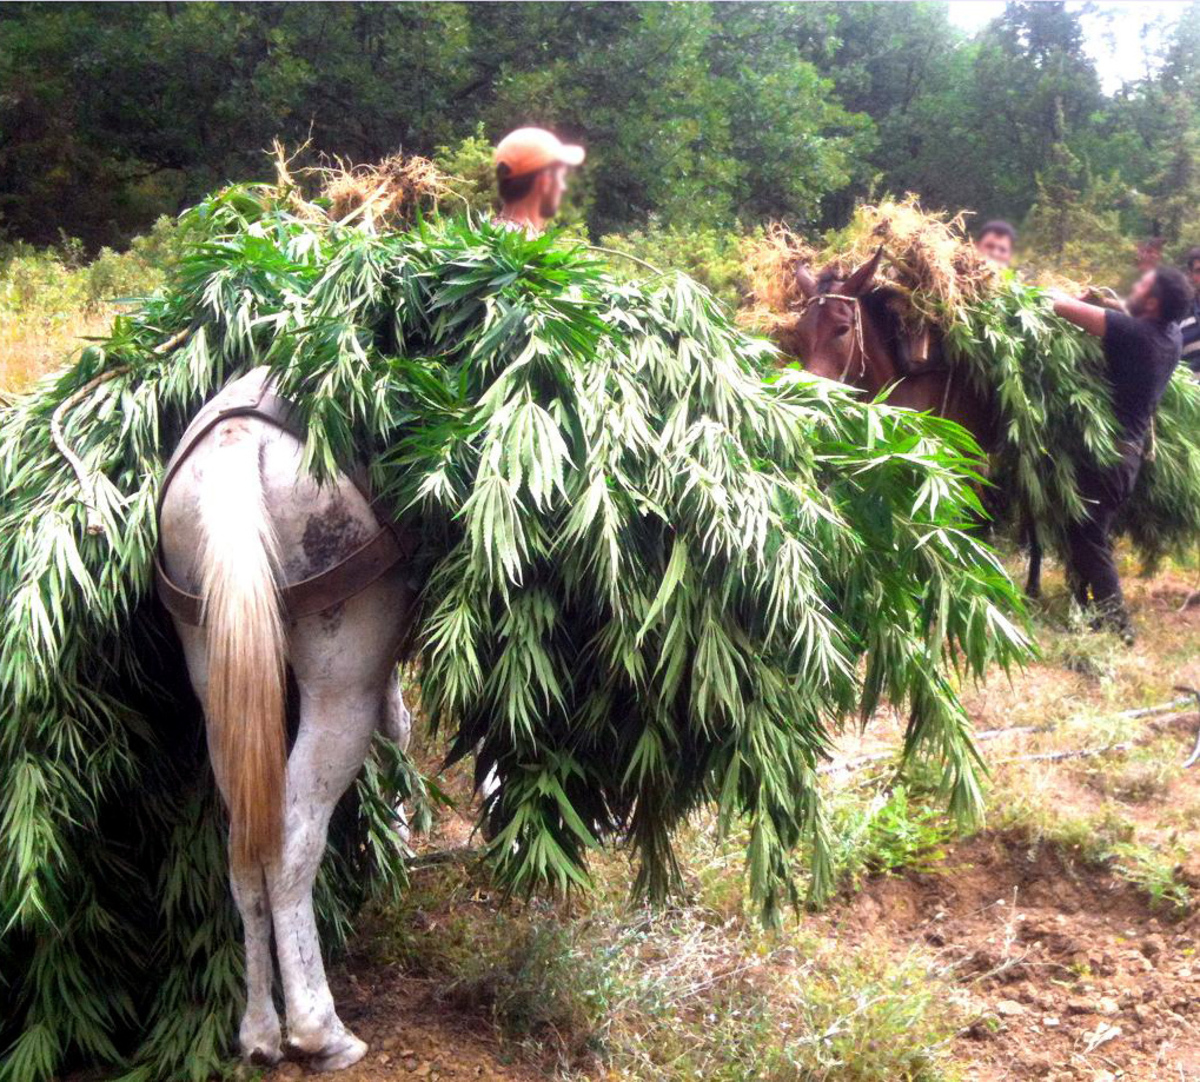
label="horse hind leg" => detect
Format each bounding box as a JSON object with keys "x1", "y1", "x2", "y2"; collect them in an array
[
  {"x1": 1025, "y1": 533, "x2": 1043, "y2": 600},
  {"x1": 251, "y1": 418, "x2": 414, "y2": 1069},
  {"x1": 1021, "y1": 513, "x2": 1043, "y2": 601},
  {"x1": 231, "y1": 864, "x2": 283, "y2": 1064},
  {"x1": 382, "y1": 667, "x2": 411, "y2": 749},
  {"x1": 168, "y1": 624, "x2": 284, "y2": 1065},
  {"x1": 268, "y1": 682, "x2": 384, "y2": 1070},
  {"x1": 268, "y1": 581, "x2": 408, "y2": 1070},
  {"x1": 382, "y1": 669, "x2": 414, "y2": 843}
]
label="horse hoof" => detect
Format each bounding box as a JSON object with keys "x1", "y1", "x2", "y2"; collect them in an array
[
  {"x1": 244, "y1": 1045, "x2": 283, "y2": 1068},
  {"x1": 308, "y1": 1033, "x2": 369, "y2": 1072},
  {"x1": 286, "y1": 1030, "x2": 368, "y2": 1072}
]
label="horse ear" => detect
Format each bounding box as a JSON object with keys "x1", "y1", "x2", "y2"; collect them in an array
[
  {"x1": 794, "y1": 262, "x2": 818, "y2": 300},
  {"x1": 843, "y1": 245, "x2": 884, "y2": 297}
]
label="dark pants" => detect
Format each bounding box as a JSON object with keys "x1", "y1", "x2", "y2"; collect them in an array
[{"x1": 1064, "y1": 443, "x2": 1143, "y2": 610}]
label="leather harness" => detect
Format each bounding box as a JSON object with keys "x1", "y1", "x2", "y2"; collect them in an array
[{"x1": 155, "y1": 379, "x2": 418, "y2": 626}]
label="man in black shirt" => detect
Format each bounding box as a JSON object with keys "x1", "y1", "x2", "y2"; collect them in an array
[
  {"x1": 1182, "y1": 247, "x2": 1200, "y2": 374},
  {"x1": 1051, "y1": 265, "x2": 1193, "y2": 640}
]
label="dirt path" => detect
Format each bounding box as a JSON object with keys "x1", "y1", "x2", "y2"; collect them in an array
[
  {"x1": 840, "y1": 831, "x2": 1200, "y2": 1080},
  {"x1": 269, "y1": 826, "x2": 1200, "y2": 1081},
  {"x1": 265, "y1": 971, "x2": 540, "y2": 1082}
]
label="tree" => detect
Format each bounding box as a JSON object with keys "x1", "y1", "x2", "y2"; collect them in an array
[
  {"x1": 1021, "y1": 99, "x2": 1136, "y2": 282},
  {"x1": 1143, "y1": 95, "x2": 1200, "y2": 253},
  {"x1": 0, "y1": 2, "x2": 870, "y2": 246},
  {"x1": 963, "y1": 2, "x2": 1105, "y2": 223},
  {"x1": 819, "y1": 2, "x2": 975, "y2": 218}
]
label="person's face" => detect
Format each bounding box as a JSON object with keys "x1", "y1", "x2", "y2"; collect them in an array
[
  {"x1": 977, "y1": 231, "x2": 1013, "y2": 267},
  {"x1": 1127, "y1": 269, "x2": 1160, "y2": 318},
  {"x1": 536, "y1": 165, "x2": 569, "y2": 218},
  {"x1": 1190, "y1": 260, "x2": 1200, "y2": 294}
]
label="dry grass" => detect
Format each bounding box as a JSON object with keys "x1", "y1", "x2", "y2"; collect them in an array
[
  {"x1": 322, "y1": 152, "x2": 457, "y2": 227},
  {"x1": 738, "y1": 221, "x2": 819, "y2": 336},
  {"x1": 270, "y1": 139, "x2": 459, "y2": 230},
  {"x1": 741, "y1": 195, "x2": 1004, "y2": 335}
]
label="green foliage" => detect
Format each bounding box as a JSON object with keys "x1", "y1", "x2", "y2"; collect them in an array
[
  {"x1": 1108, "y1": 841, "x2": 1191, "y2": 916},
  {"x1": 0, "y1": 217, "x2": 181, "y2": 317},
  {"x1": 597, "y1": 223, "x2": 754, "y2": 310},
  {"x1": 1140, "y1": 92, "x2": 1200, "y2": 256},
  {"x1": 949, "y1": 278, "x2": 1119, "y2": 541},
  {"x1": 85, "y1": 216, "x2": 185, "y2": 303},
  {"x1": 4, "y1": 1, "x2": 1199, "y2": 261},
  {"x1": 433, "y1": 125, "x2": 498, "y2": 217},
  {"x1": 0, "y1": 185, "x2": 1033, "y2": 1079},
  {"x1": 0, "y1": 3, "x2": 868, "y2": 247},
  {"x1": 1020, "y1": 103, "x2": 1138, "y2": 285},
  {"x1": 940, "y1": 274, "x2": 1200, "y2": 567},
  {"x1": 826, "y1": 784, "x2": 954, "y2": 893}
]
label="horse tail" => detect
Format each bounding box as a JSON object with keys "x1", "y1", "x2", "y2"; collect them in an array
[{"x1": 198, "y1": 423, "x2": 287, "y2": 868}]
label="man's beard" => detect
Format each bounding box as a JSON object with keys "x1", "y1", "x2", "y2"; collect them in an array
[
  {"x1": 540, "y1": 194, "x2": 559, "y2": 219},
  {"x1": 1128, "y1": 295, "x2": 1146, "y2": 317}
]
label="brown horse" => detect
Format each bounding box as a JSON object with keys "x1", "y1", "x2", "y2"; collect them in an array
[{"x1": 778, "y1": 249, "x2": 1045, "y2": 596}]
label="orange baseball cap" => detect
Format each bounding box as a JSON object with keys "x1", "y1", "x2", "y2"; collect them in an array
[{"x1": 494, "y1": 127, "x2": 585, "y2": 180}]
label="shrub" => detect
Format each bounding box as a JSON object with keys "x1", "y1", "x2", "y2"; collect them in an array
[{"x1": 599, "y1": 222, "x2": 755, "y2": 310}]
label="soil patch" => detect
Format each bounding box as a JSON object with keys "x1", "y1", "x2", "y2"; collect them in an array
[
  {"x1": 831, "y1": 831, "x2": 1200, "y2": 1080},
  {"x1": 263, "y1": 968, "x2": 541, "y2": 1082}
]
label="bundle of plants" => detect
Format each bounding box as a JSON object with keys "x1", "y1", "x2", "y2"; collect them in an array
[
  {"x1": 1, "y1": 182, "x2": 1031, "y2": 1082},
  {"x1": 743, "y1": 196, "x2": 1001, "y2": 332},
  {"x1": 744, "y1": 199, "x2": 1200, "y2": 566},
  {"x1": 1117, "y1": 369, "x2": 1200, "y2": 571}
]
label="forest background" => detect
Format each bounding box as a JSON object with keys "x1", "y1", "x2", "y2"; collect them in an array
[{"x1": 2, "y1": 0, "x2": 1200, "y2": 362}]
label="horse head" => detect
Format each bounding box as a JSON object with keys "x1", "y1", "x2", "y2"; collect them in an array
[
  {"x1": 783, "y1": 247, "x2": 994, "y2": 452},
  {"x1": 782, "y1": 247, "x2": 884, "y2": 387}
]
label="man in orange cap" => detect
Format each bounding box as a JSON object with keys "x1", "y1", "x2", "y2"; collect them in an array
[{"x1": 493, "y1": 127, "x2": 585, "y2": 235}]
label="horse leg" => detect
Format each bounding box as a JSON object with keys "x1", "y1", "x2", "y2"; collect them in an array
[
  {"x1": 172, "y1": 623, "x2": 283, "y2": 1064},
  {"x1": 230, "y1": 865, "x2": 283, "y2": 1064},
  {"x1": 270, "y1": 580, "x2": 409, "y2": 1069},
  {"x1": 1025, "y1": 525, "x2": 1043, "y2": 601},
  {"x1": 381, "y1": 669, "x2": 414, "y2": 843},
  {"x1": 382, "y1": 667, "x2": 411, "y2": 749},
  {"x1": 268, "y1": 683, "x2": 381, "y2": 1070}
]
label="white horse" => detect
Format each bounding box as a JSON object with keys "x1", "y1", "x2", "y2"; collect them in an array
[{"x1": 158, "y1": 368, "x2": 414, "y2": 1070}]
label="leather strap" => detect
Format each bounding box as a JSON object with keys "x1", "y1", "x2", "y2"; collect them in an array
[
  {"x1": 156, "y1": 379, "x2": 418, "y2": 627},
  {"x1": 156, "y1": 524, "x2": 411, "y2": 626}
]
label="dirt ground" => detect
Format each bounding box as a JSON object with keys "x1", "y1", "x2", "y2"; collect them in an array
[
  {"x1": 269, "y1": 833, "x2": 1200, "y2": 1082},
  {"x1": 834, "y1": 565, "x2": 1200, "y2": 1080},
  {"x1": 264, "y1": 562, "x2": 1200, "y2": 1082},
  {"x1": 843, "y1": 832, "x2": 1200, "y2": 1081},
  {"x1": 269, "y1": 827, "x2": 1200, "y2": 1082},
  {"x1": 265, "y1": 979, "x2": 542, "y2": 1082}
]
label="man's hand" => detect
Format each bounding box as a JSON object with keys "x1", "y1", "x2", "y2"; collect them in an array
[
  {"x1": 1080, "y1": 287, "x2": 1127, "y2": 313},
  {"x1": 1049, "y1": 290, "x2": 1109, "y2": 338}
]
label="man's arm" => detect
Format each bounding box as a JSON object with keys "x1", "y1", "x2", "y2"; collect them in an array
[{"x1": 1049, "y1": 292, "x2": 1109, "y2": 338}]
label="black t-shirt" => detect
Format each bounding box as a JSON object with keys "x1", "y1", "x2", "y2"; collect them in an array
[{"x1": 1101, "y1": 311, "x2": 1182, "y2": 446}]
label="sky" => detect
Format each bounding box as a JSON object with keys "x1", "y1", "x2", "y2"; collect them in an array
[{"x1": 944, "y1": 1, "x2": 1187, "y2": 92}]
